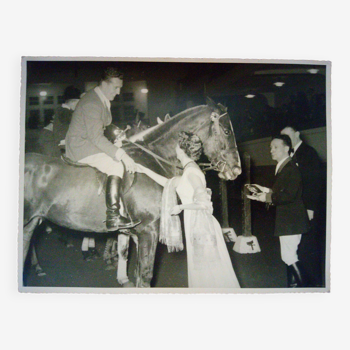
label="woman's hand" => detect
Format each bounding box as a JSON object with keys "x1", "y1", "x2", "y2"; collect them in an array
[{"x1": 170, "y1": 205, "x2": 183, "y2": 216}]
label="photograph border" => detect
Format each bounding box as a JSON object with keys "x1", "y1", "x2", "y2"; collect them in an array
[{"x1": 18, "y1": 57, "x2": 332, "y2": 294}]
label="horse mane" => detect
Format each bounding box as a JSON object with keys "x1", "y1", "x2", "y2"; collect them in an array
[
  {"x1": 142, "y1": 105, "x2": 209, "y2": 145},
  {"x1": 124, "y1": 105, "x2": 212, "y2": 179},
  {"x1": 129, "y1": 105, "x2": 207, "y2": 143}
]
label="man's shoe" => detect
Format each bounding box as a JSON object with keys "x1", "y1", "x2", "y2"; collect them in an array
[
  {"x1": 289, "y1": 261, "x2": 309, "y2": 287},
  {"x1": 287, "y1": 265, "x2": 298, "y2": 288}
]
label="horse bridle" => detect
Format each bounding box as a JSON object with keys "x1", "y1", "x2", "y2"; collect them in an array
[
  {"x1": 199, "y1": 111, "x2": 230, "y2": 174},
  {"x1": 125, "y1": 110, "x2": 231, "y2": 174},
  {"x1": 198, "y1": 159, "x2": 228, "y2": 173}
]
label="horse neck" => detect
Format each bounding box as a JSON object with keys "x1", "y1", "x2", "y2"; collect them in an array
[{"x1": 143, "y1": 106, "x2": 211, "y2": 165}]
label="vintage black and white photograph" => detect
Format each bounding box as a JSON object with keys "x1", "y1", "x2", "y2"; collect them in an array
[{"x1": 18, "y1": 57, "x2": 330, "y2": 292}]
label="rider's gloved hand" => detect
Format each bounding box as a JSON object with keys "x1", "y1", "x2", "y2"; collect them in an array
[
  {"x1": 121, "y1": 153, "x2": 136, "y2": 173},
  {"x1": 114, "y1": 139, "x2": 123, "y2": 148}
]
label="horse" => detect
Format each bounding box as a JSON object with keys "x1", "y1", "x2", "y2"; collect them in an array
[
  {"x1": 24, "y1": 118, "x2": 151, "y2": 270},
  {"x1": 22, "y1": 98, "x2": 241, "y2": 288}
]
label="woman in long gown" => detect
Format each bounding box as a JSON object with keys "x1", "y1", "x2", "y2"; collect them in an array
[{"x1": 136, "y1": 131, "x2": 240, "y2": 288}]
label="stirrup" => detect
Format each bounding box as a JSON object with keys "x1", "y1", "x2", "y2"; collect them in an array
[{"x1": 106, "y1": 218, "x2": 141, "y2": 231}]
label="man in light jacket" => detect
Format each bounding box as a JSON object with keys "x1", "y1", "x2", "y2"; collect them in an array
[{"x1": 66, "y1": 67, "x2": 138, "y2": 231}]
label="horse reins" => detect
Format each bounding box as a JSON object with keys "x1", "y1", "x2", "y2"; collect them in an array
[{"x1": 124, "y1": 140, "x2": 183, "y2": 170}]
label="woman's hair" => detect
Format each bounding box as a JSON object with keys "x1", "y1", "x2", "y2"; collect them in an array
[{"x1": 178, "y1": 131, "x2": 203, "y2": 161}]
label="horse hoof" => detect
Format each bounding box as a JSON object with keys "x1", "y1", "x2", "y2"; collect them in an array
[
  {"x1": 66, "y1": 243, "x2": 74, "y2": 248},
  {"x1": 121, "y1": 281, "x2": 135, "y2": 288}
]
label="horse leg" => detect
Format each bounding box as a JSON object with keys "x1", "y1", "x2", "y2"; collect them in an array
[
  {"x1": 134, "y1": 222, "x2": 159, "y2": 288},
  {"x1": 88, "y1": 237, "x2": 99, "y2": 259},
  {"x1": 82, "y1": 237, "x2": 91, "y2": 261},
  {"x1": 31, "y1": 245, "x2": 46, "y2": 277},
  {"x1": 57, "y1": 230, "x2": 74, "y2": 248},
  {"x1": 42, "y1": 220, "x2": 73, "y2": 248},
  {"x1": 116, "y1": 234, "x2": 135, "y2": 287},
  {"x1": 23, "y1": 217, "x2": 41, "y2": 268},
  {"x1": 103, "y1": 237, "x2": 118, "y2": 269}
]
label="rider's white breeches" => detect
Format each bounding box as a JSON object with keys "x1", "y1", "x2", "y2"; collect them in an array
[{"x1": 79, "y1": 153, "x2": 124, "y2": 177}]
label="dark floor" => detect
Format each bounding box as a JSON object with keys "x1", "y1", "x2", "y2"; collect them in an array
[{"x1": 23, "y1": 199, "x2": 327, "y2": 290}]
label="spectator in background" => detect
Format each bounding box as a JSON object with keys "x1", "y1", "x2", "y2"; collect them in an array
[
  {"x1": 52, "y1": 86, "x2": 81, "y2": 156},
  {"x1": 35, "y1": 86, "x2": 81, "y2": 158},
  {"x1": 281, "y1": 125, "x2": 324, "y2": 287}
]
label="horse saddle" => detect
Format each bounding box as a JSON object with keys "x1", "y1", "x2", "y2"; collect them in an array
[{"x1": 60, "y1": 154, "x2": 135, "y2": 196}]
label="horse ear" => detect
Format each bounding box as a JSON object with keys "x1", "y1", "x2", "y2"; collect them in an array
[
  {"x1": 157, "y1": 117, "x2": 164, "y2": 124},
  {"x1": 218, "y1": 103, "x2": 228, "y2": 113},
  {"x1": 164, "y1": 113, "x2": 171, "y2": 121},
  {"x1": 206, "y1": 96, "x2": 216, "y2": 109}
]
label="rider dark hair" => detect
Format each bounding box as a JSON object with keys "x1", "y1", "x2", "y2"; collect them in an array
[
  {"x1": 100, "y1": 67, "x2": 124, "y2": 83},
  {"x1": 272, "y1": 134, "x2": 293, "y2": 155},
  {"x1": 178, "y1": 131, "x2": 203, "y2": 161}
]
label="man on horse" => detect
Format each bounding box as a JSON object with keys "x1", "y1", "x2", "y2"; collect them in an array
[{"x1": 65, "y1": 67, "x2": 139, "y2": 231}]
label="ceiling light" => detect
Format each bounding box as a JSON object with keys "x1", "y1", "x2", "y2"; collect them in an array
[
  {"x1": 40, "y1": 91, "x2": 47, "y2": 96},
  {"x1": 307, "y1": 69, "x2": 319, "y2": 74},
  {"x1": 245, "y1": 94, "x2": 255, "y2": 98},
  {"x1": 274, "y1": 82, "x2": 285, "y2": 87},
  {"x1": 141, "y1": 88, "x2": 148, "y2": 94}
]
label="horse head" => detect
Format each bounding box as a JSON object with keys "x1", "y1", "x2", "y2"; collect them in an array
[
  {"x1": 200, "y1": 97, "x2": 241, "y2": 181},
  {"x1": 139, "y1": 99, "x2": 241, "y2": 181}
]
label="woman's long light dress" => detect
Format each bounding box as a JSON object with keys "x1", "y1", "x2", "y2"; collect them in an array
[{"x1": 176, "y1": 166, "x2": 240, "y2": 288}]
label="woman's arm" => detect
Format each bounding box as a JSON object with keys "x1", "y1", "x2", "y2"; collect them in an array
[
  {"x1": 183, "y1": 172, "x2": 208, "y2": 209},
  {"x1": 174, "y1": 202, "x2": 207, "y2": 212},
  {"x1": 136, "y1": 163, "x2": 169, "y2": 187},
  {"x1": 170, "y1": 172, "x2": 210, "y2": 214}
]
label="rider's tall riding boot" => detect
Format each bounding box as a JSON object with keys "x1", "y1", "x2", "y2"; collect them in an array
[{"x1": 106, "y1": 175, "x2": 139, "y2": 231}]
